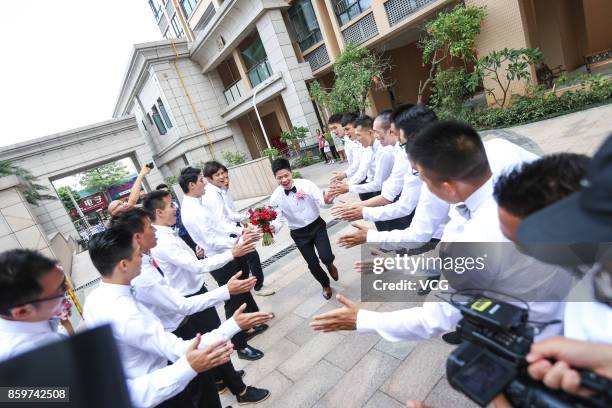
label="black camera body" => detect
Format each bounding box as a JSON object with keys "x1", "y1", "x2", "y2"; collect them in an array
[{"x1": 446, "y1": 295, "x2": 612, "y2": 407}]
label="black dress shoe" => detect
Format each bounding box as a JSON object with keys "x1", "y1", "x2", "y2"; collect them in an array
[
  {"x1": 236, "y1": 386, "x2": 270, "y2": 405},
  {"x1": 237, "y1": 346, "x2": 264, "y2": 361},
  {"x1": 245, "y1": 324, "x2": 269, "y2": 341}
]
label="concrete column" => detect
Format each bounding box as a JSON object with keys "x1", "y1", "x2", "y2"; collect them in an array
[
  {"x1": 232, "y1": 49, "x2": 252, "y2": 90},
  {"x1": 311, "y1": 0, "x2": 341, "y2": 61},
  {"x1": 255, "y1": 9, "x2": 320, "y2": 146},
  {"x1": 322, "y1": 0, "x2": 346, "y2": 48}
]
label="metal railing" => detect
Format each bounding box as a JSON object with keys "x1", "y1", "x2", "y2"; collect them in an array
[
  {"x1": 223, "y1": 79, "x2": 247, "y2": 105},
  {"x1": 247, "y1": 59, "x2": 273, "y2": 88}
]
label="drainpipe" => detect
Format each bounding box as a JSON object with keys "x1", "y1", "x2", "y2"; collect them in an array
[{"x1": 252, "y1": 78, "x2": 275, "y2": 150}]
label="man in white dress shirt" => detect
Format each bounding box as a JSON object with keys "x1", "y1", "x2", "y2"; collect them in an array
[
  {"x1": 331, "y1": 113, "x2": 362, "y2": 183},
  {"x1": 84, "y1": 228, "x2": 272, "y2": 407},
  {"x1": 269, "y1": 158, "x2": 339, "y2": 300},
  {"x1": 333, "y1": 104, "x2": 425, "y2": 232},
  {"x1": 172, "y1": 169, "x2": 268, "y2": 361},
  {"x1": 203, "y1": 161, "x2": 274, "y2": 297},
  {"x1": 311, "y1": 121, "x2": 571, "y2": 343},
  {"x1": 330, "y1": 114, "x2": 395, "y2": 207},
  {"x1": 112, "y1": 207, "x2": 271, "y2": 405},
  {"x1": 0, "y1": 248, "x2": 233, "y2": 408}
]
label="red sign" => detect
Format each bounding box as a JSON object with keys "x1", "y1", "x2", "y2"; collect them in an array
[{"x1": 70, "y1": 192, "x2": 108, "y2": 217}]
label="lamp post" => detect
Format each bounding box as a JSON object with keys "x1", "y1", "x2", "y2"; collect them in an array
[{"x1": 251, "y1": 77, "x2": 276, "y2": 150}]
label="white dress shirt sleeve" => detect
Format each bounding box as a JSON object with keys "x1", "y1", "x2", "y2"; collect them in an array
[
  {"x1": 367, "y1": 186, "x2": 450, "y2": 249},
  {"x1": 134, "y1": 279, "x2": 230, "y2": 318},
  {"x1": 380, "y1": 150, "x2": 408, "y2": 202},
  {"x1": 127, "y1": 355, "x2": 197, "y2": 408},
  {"x1": 182, "y1": 202, "x2": 235, "y2": 254},
  {"x1": 349, "y1": 148, "x2": 394, "y2": 194},
  {"x1": 269, "y1": 190, "x2": 287, "y2": 234},
  {"x1": 155, "y1": 238, "x2": 234, "y2": 276},
  {"x1": 345, "y1": 146, "x2": 362, "y2": 178},
  {"x1": 120, "y1": 310, "x2": 241, "y2": 362},
  {"x1": 306, "y1": 180, "x2": 333, "y2": 209},
  {"x1": 202, "y1": 192, "x2": 243, "y2": 237},
  {"x1": 356, "y1": 302, "x2": 461, "y2": 342},
  {"x1": 348, "y1": 148, "x2": 372, "y2": 185},
  {"x1": 363, "y1": 175, "x2": 421, "y2": 222}
]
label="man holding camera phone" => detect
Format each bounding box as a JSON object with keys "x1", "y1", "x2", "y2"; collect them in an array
[{"x1": 108, "y1": 162, "x2": 155, "y2": 218}]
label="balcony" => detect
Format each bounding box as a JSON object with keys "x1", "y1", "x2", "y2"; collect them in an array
[
  {"x1": 384, "y1": 0, "x2": 438, "y2": 27},
  {"x1": 223, "y1": 79, "x2": 247, "y2": 105},
  {"x1": 341, "y1": 12, "x2": 379, "y2": 45},
  {"x1": 334, "y1": 0, "x2": 373, "y2": 26},
  {"x1": 304, "y1": 44, "x2": 331, "y2": 72},
  {"x1": 247, "y1": 59, "x2": 273, "y2": 87}
]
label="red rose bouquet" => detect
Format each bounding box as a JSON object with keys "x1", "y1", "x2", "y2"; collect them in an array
[{"x1": 247, "y1": 206, "x2": 277, "y2": 246}]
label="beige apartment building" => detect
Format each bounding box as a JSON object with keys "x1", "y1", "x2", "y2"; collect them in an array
[{"x1": 139, "y1": 0, "x2": 610, "y2": 163}]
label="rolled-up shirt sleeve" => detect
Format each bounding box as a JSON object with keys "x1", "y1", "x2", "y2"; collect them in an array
[
  {"x1": 127, "y1": 355, "x2": 197, "y2": 408},
  {"x1": 356, "y1": 302, "x2": 461, "y2": 342}
]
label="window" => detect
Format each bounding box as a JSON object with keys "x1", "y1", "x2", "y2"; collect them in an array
[
  {"x1": 334, "y1": 0, "x2": 372, "y2": 26},
  {"x1": 148, "y1": 0, "x2": 163, "y2": 22},
  {"x1": 163, "y1": 27, "x2": 171, "y2": 39},
  {"x1": 180, "y1": 0, "x2": 199, "y2": 18},
  {"x1": 170, "y1": 13, "x2": 184, "y2": 38},
  {"x1": 288, "y1": 0, "x2": 323, "y2": 51},
  {"x1": 146, "y1": 113, "x2": 154, "y2": 126},
  {"x1": 151, "y1": 106, "x2": 167, "y2": 135},
  {"x1": 157, "y1": 98, "x2": 173, "y2": 129}
]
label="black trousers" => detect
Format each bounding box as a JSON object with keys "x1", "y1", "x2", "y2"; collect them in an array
[
  {"x1": 375, "y1": 191, "x2": 416, "y2": 231},
  {"x1": 209, "y1": 260, "x2": 259, "y2": 350},
  {"x1": 319, "y1": 148, "x2": 328, "y2": 163},
  {"x1": 330, "y1": 145, "x2": 340, "y2": 160},
  {"x1": 181, "y1": 286, "x2": 247, "y2": 396},
  {"x1": 236, "y1": 250, "x2": 264, "y2": 290},
  {"x1": 290, "y1": 217, "x2": 334, "y2": 288}
]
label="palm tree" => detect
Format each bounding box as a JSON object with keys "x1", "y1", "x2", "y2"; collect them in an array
[{"x1": 0, "y1": 160, "x2": 56, "y2": 205}]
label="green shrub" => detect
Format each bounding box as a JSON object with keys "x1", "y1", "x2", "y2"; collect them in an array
[
  {"x1": 262, "y1": 147, "x2": 283, "y2": 160},
  {"x1": 221, "y1": 151, "x2": 247, "y2": 167},
  {"x1": 443, "y1": 77, "x2": 611, "y2": 129},
  {"x1": 431, "y1": 67, "x2": 479, "y2": 119},
  {"x1": 292, "y1": 171, "x2": 303, "y2": 179},
  {"x1": 291, "y1": 156, "x2": 320, "y2": 169},
  {"x1": 165, "y1": 176, "x2": 179, "y2": 186}
]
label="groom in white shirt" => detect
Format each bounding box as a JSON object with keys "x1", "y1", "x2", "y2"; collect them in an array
[{"x1": 269, "y1": 158, "x2": 339, "y2": 300}]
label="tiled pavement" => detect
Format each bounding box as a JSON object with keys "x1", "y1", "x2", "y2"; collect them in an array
[{"x1": 216, "y1": 105, "x2": 612, "y2": 407}]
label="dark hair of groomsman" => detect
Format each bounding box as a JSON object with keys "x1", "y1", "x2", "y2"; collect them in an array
[{"x1": 494, "y1": 153, "x2": 589, "y2": 243}]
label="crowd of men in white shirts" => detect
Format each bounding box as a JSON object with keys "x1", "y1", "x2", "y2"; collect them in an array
[{"x1": 0, "y1": 103, "x2": 611, "y2": 407}]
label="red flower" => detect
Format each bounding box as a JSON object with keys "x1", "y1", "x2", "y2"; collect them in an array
[{"x1": 252, "y1": 219, "x2": 259, "y2": 225}]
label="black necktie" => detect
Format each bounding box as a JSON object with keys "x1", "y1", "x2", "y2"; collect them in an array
[{"x1": 285, "y1": 186, "x2": 297, "y2": 196}]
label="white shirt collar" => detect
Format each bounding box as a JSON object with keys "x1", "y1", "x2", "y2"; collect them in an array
[
  {"x1": 182, "y1": 195, "x2": 201, "y2": 205},
  {"x1": 98, "y1": 281, "x2": 132, "y2": 295},
  {"x1": 464, "y1": 177, "x2": 494, "y2": 214},
  {"x1": 0, "y1": 318, "x2": 54, "y2": 334},
  {"x1": 206, "y1": 183, "x2": 222, "y2": 194},
  {"x1": 153, "y1": 224, "x2": 176, "y2": 235}
]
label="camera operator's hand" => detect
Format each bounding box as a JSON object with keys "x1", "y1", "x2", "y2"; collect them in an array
[
  {"x1": 526, "y1": 336, "x2": 612, "y2": 397},
  {"x1": 310, "y1": 294, "x2": 358, "y2": 332},
  {"x1": 186, "y1": 336, "x2": 233, "y2": 372}
]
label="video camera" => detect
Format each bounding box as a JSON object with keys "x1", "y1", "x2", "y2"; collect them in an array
[{"x1": 445, "y1": 293, "x2": 612, "y2": 407}]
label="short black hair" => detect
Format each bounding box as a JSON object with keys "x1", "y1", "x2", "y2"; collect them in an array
[
  {"x1": 407, "y1": 120, "x2": 489, "y2": 182},
  {"x1": 143, "y1": 190, "x2": 172, "y2": 218},
  {"x1": 88, "y1": 228, "x2": 135, "y2": 277},
  {"x1": 390, "y1": 104, "x2": 415, "y2": 126},
  {"x1": 271, "y1": 158, "x2": 291, "y2": 175},
  {"x1": 354, "y1": 115, "x2": 374, "y2": 129},
  {"x1": 394, "y1": 104, "x2": 437, "y2": 138},
  {"x1": 341, "y1": 113, "x2": 359, "y2": 127},
  {"x1": 178, "y1": 166, "x2": 201, "y2": 193},
  {"x1": 494, "y1": 153, "x2": 589, "y2": 218},
  {"x1": 109, "y1": 207, "x2": 152, "y2": 235},
  {"x1": 328, "y1": 113, "x2": 344, "y2": 125},
  {"x1": 375, "y1": 110, "x2": 392, "y2": 130},
  {"x1": 0, "y1": 249, "x2": 58, "y2": 314},
  {"x1": 155, "y1": 183, "x2": 169, "y2": 190},
  {"x1": 203, "y1": 161, "x2": 228, "y2": 179}
]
